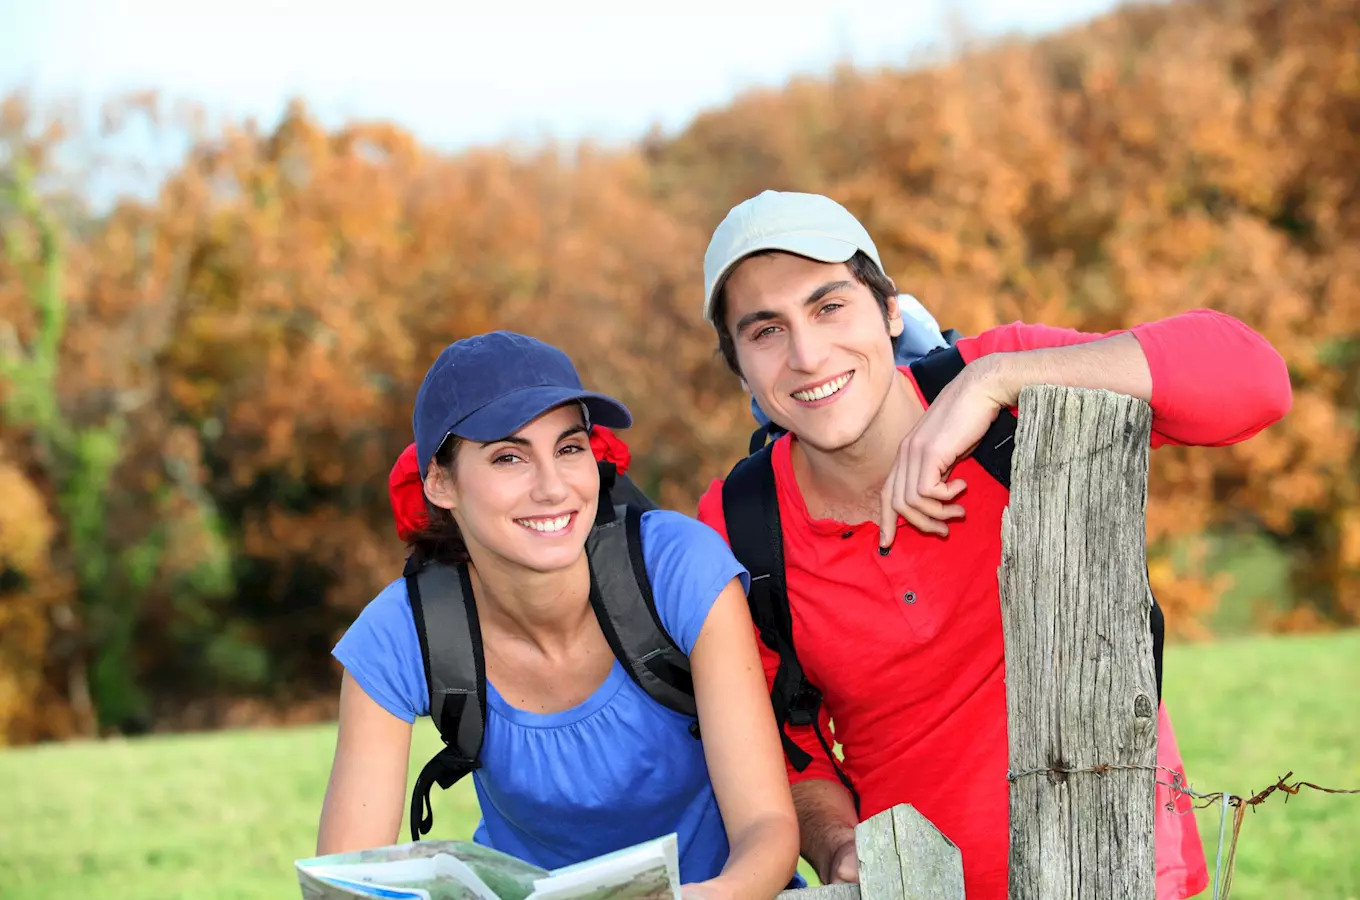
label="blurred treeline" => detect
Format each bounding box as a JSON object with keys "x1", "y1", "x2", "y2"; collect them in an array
[{"x1": 0, "y1": 0, "x2": 1356, "y2": 745}]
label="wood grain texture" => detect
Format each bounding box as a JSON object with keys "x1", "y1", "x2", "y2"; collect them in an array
[
  {"x1": 999, "y1": 385, "x2": 1160, "y2": 900},
  {"x1": 776, "y1": 884, "x2": 862, "y2": 900},
  {"x1": 853, "y1": 804, "x2": 964, "y2": 900}
]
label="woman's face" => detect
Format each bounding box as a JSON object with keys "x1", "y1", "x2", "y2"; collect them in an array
[{"x1": 430, "y1": 403, "x2": 600, "y2": 575}]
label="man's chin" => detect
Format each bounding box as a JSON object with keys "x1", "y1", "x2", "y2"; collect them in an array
[{"x1": 787, "y1": 418, "x2": 872, "y2": 456}]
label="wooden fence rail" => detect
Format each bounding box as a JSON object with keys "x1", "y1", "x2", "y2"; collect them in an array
[{"x1": 776, "y1": 803, "x2": 964, "y2": 900}]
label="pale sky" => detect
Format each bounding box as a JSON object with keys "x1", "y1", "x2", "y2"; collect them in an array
[{"x1": 2, "y1": 0, "x2": 1126, "y2": 153}]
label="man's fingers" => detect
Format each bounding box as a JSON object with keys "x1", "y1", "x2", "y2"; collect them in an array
[
  {"x1": 919, "y1": 475, "x2": 968, "y2": 502},
  {"x1": 828, "y1": 841, "x2": 860, "y2": 884},
  {"x1": 902, "y1": 503, "x2": 948, "y2": 537},
  {"x1": 875, "y1": 443, "x2": 908, "y2": 549},
  {"x1": 879, "y1": 461, "x2": 902, "y2": 549},
  {"x1": 904, "y1": 495, "x2": 966, "y2": 523},
  {"x1": 903, "y1": 445, "x2": 923, "y2": 525}
]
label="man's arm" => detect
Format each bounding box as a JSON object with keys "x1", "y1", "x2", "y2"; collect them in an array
[
  {"x1": 973, "y1": 331, "x2": 1152, "y2": 407},
  {"x1": 958, "y1": 308, "x2": 1292, "y2": 447},
  {"x1": 793, "y1": 779, "x2": 861, "y2": 884},
  {"x1": 880, "y1": 309, "x2": 1293, "y2": 543}
]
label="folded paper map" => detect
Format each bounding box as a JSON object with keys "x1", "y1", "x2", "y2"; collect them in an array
[{"x1": 296, "y1": 833, "x2": 680, "y2": 900}]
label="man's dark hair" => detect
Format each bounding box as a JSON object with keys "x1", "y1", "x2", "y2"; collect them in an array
[
  {"x1": 406, "y1": 436, "x2": 470, "y2": 567},
  {"x1": 709, "y1": 250, "x2": 897, "y2": 376}
]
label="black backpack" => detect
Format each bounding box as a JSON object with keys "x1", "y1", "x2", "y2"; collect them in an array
[
  {"x1": 720, "y1": 343, "x2": 1167, "y2": 812},
  {"x1": 403, "y1": 462, "x2": 698, "y2": 842}
]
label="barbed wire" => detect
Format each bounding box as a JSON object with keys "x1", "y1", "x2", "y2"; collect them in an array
[{"x1": 1006, "y1": 763, "x2": 1360, "y2": 900}]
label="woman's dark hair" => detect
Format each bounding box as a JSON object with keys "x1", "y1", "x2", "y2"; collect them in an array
[
  {"x1": 406, "y1": 435, "x2": 471, "y2": 567},
  {"x1": 709, "y1": 249, "x2": 898, "y2": 376}
]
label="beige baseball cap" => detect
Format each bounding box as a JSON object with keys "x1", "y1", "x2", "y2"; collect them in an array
[{"x1": 702, "y1": 190, "x2": 886, "y2": 323}]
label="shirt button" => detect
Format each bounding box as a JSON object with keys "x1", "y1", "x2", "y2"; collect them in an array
[{"x1": 903, "y1": 591, "x2": 917, "y2": 604}]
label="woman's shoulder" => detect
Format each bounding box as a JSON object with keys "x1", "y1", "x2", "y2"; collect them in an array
[
  {"x1": 360, "y1": 574, "x2": 414, "y2": 610},
  {"x1": 342, "y1": 575, "x2": 419, "y2": 636},
  {"x1": 332, "y1": 575, "x2": 429, "y2": 723},
  {"x1": 637, "y1": 508, "x2": 735, "y2": 558},
  {"x1": 633, "y1": 509, "x2": 748, "y2": 656}
]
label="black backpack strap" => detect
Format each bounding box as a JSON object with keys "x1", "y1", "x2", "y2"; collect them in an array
[
  {"x1": 406, "y1": 559, "x2": 486, "y2": 842},
  {"x1": 597, "y1": 460, "x2": 658, "y2": 512},
  {"x1": 907, "y1": 343, "x2": 1166, "y2": 701},
  {"x1": 748, "y1": 422, "x2": 776, "y2": 455},
  {"x1": 587, "y1": 501, "x2": 698, "y2": 724},
  {"x1": 721, "y1": 445, "x2": 860, "y2": 812}
]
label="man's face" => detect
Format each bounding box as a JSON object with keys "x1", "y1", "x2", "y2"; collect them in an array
[{"x1": 722, "y1": 252, "x2": 903, "y2": 454}]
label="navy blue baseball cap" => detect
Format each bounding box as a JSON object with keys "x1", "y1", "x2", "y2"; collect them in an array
[{"x1": 413, "y1": 331, "x2": 633, "y2": 476}]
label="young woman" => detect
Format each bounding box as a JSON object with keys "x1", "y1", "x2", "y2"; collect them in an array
[{"x1": 317, "y1": 331, "x2": 800, "y2": 900}]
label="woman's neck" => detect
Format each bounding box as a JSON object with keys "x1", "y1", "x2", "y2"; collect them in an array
[{"x1": 467, "y1": 552, "x2": 595, "y2": 654}]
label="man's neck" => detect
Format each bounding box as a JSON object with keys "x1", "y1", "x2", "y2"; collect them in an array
[{"x1": 791, "y1": 370, "x2": 923, "y2": 524}]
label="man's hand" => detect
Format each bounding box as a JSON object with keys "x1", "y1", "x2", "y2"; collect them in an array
[
  {"x1": 791, "y1": 780, "x2": 861, "y2": 889},
  {"x1": 823, "y1": 836, "x2": 860, "y2": 884},
  {"x1": 879, "y1": 359, "x2": 1008, "y2": 547}
]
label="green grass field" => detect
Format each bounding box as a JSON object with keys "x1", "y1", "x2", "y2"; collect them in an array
[{"x1": 2, "y1": 631, "x2": 1357, "y2": 900}]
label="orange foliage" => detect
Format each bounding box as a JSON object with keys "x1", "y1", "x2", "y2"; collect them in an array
[{"x1": 0, "y1": 0, "x2": 1356, "y2": 743}]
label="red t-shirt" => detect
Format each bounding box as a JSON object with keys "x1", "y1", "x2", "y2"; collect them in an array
[{"x1": 696, "y1": 310, "x2": 1291, "y2": 900}]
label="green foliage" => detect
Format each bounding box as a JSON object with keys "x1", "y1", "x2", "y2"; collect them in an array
[{"x1": 0, "y1": 157, "x2": 147, "y2": 732}]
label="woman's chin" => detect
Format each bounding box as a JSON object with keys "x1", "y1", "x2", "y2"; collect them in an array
[{"x1": 503, "y1": 541, "x2": 588, "y2": 575}]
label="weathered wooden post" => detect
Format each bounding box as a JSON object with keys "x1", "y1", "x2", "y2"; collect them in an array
[
  {"x1": 998, "y1": 385, "x2": 1161, "y2": 899},
  {"x1": 777, "y1": 802, "x2": 964, "y2": 900}
]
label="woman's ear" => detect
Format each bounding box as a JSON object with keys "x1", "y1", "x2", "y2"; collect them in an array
[{"x1": 423, "y1": 462, "x2": 458, "y2": 512}]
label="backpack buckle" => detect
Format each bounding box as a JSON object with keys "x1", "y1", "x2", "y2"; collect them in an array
[{"x1": 786, "y1": 684, "x2": 821, "y2": 727}]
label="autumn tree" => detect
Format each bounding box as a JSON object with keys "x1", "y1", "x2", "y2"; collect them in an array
[{"x1": 0, "y1": 0, "x2": 1355, "y2": 745}]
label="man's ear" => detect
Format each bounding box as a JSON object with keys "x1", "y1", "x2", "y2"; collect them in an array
[
  {"x1": 740, "y1": 376, "x2": 752, "y2": 397},
  {"x1": 886, "y1": 292, "x2": 905, "y2": 339}
]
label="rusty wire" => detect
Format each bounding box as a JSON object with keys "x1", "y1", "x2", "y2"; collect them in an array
[{"x1": 1006, "y1": 764, "x2": 1360, "y2": 899}]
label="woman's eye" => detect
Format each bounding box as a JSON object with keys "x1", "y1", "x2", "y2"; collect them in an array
[
  {"x1": 559, "y1": 444, "x2": 586, "y2": 456},
  {"x1": 492, "y1": 453, "x2": 521, "y2": 466}
]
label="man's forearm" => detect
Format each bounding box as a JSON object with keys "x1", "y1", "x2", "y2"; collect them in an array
[
  {"x1": 791, "y1": 779, "x2": 859, "y2": 882},
  {"x1": 974, "y1": 332, "x2": 1153, "y2": 408}
]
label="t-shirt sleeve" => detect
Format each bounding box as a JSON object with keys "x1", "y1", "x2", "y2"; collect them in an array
[
  {"x1": 331, "y1": 578, "x2": 430, "y2": 723},
  {"x1": 639, "y1": 509, "x2": 750, "y2": 656}
]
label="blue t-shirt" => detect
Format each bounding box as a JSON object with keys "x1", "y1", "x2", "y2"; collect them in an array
[{"x1": 332, "y1": 510, "x2": 749, "y2": 884}]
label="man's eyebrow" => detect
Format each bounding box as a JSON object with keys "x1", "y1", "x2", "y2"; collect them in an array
[
  {"x1": 805, "y1": 280, "x2": 855, "y2": 307},
  {"x1": 733, "y1": 280, "x2": 856, "y2": 335},
  {"x1": 734, "y1": 309, "x2": 778, "y2": 334}
]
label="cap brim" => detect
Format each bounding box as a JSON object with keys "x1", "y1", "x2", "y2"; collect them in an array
[
  {"x1": 449, "y1": 385, "x2": 633, "y2": 443},
  {"x1": 704, "y1": 233, "x2": 861, "y2": 322}
]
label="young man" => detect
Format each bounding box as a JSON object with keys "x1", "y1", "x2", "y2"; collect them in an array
[{"x1": 695, "y1": 190, "x2": 1293, "y2": 900}]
